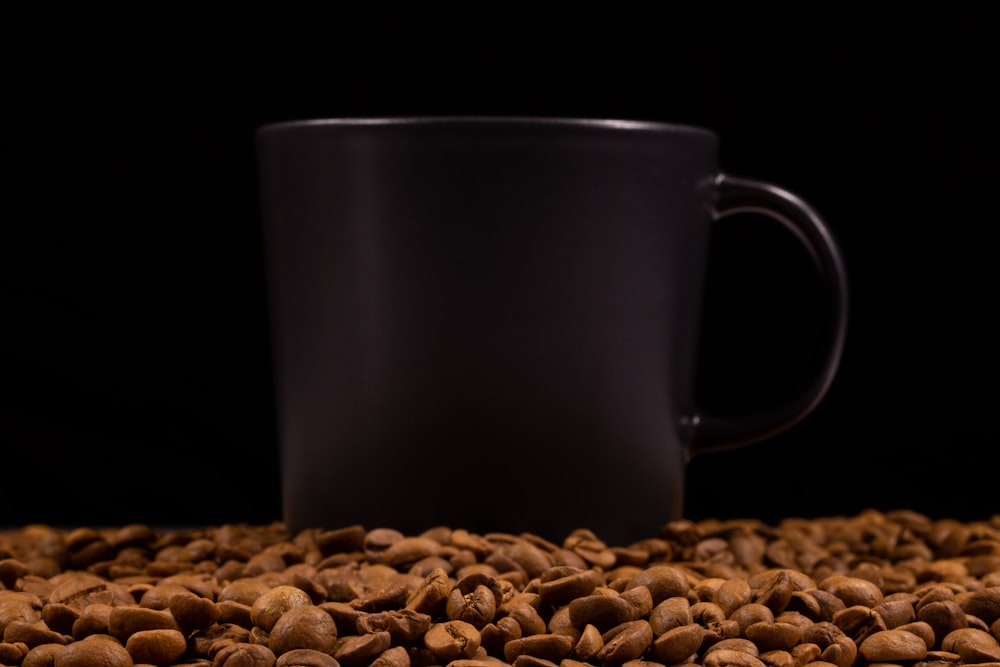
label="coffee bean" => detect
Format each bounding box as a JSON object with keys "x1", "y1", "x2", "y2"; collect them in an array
[
  {"x1": 423, "y1": 620, "x2": 480, "y2": 662},
  {"x1": 597, "y1": 620, "x2": 652, "y2": 665},
  {"x1": 702, "y1": 648, "x2": 767, "y2": 667},
  {"x1": 537, "y1": 567, "x2": 601, "y2": 606},
  {"x1": 213, "y1": 640, "x2": 278, "y2": 666},
  {"x1": 568, "y1": 595, "x2": 634, "y2": 631},
  {"x1": 356, "y1": 609, "x2": 432, "y2": 644},
  {"x1": 369, "y1": 645, "x2": 411, "y2": 667},
  {"x1": 107, "y1": 605, "x2": 181, "y2": 643},
  {"x1": 251, "y1": 585, "x2": 314, "y2": 632},
  {"x1": 124, "y1": 628, "x2": 187, "y2": 664},
  {"x1": 335, "y1": 630, "x2": 392, "y2": 667},
  {"x1": 447, "y1": 584, "x2": 497, "y2": 627},
  {"x1": 503, "y1": 633, "x2": 574, "y2": 662},
  {"x1": 276, "y1": 647, "x2": 341, "y2": 666},
  {"x1": 859, "y1": 628, "x2": 929, "y2": 662},
  {"x1": 648, "y1": 624, "x2": 704, "y2": 665},
  {"x1": 269, "y1": 605, "x2": 338, "y2": 656}
]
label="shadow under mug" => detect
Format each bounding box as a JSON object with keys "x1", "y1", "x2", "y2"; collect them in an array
[{"x1": 256, "y1": 117, "x2": 848, "y2": 545}]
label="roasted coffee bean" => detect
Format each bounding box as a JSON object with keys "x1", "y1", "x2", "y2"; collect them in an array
[
  {"x1": 357, "y1": 609, "x2": 429, "y2": 645},
  {"x1": 859, "y1": 628, "x2": 929, "y2": 662},
  {"x1": 819, "y1": 575, "x2": 884, "y2": 608},
  {"x1": 729, "y1": 602, "x2": 774, "y2": 634},
  {"x1": 108, "y1": 605, "x2": 181, "y2": 642},
  {"x1": 213, "y1": 640, "x2": 278, "y2": 666},
  {"x1": 504, "y1": 632, "x2": 574, "y2": 662},
  {"x1": 537, "y1": 567, "x2": 601, "y2": 606},
  {"x1": 370, "y1": 645, "x2": 411, "y2": 667},
  {"x1": 597, "y1": 620, "x2": 652, "y2": 665},
  {"x1": 124, "y1": 628, "x2": 187, "y2": 665},
  {"x1": 572, "y1": 623, "x2": 604, "y2": 661},
  {"x1": 269, "y1": 605, "x2": 339, "y2": 656},
  {"x1": 423, "y1": 620, "x2": 481, "y2": 662},
  {"x1": 447, "y1": 584, "x2": 497, "y2": 627},
  {"x1": 4, "y1": 619, "x2": 71, "y2": 647},
  {"x1": 250, "y1": 585, "x2": 314, "y2": 632},
  {"x1": 335, "y1": 630, "x2": 392, "y2": 667},
  {"x1": 49, "y1": 634, "x2": 131, "y2": 667},
  {"x1": 744, "y1": 621, "x2": 802, "y2": 652},
  {"x1": 568, "y1": 594, "x2": 634, "y2": 631},
  {"x1": 277, "y1": 647, "x2": 341, "y2": 666},
  {"x1": 648, "y1": 624, "x2": 704, "y2": 665}
]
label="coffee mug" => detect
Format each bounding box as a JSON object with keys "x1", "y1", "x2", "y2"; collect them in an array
[{"x1": 256, "y1": 117, "x2": 848, "y2": 545}]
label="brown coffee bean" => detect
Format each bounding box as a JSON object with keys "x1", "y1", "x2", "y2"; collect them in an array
[
  {"x1": 107, "y1": 605, "x2": 181, "y2": 643},
  {"x1": 506, "y1": 602, "x2": 548, "y2": 636},
  {"x1": 714, "y1": 578, "x2": 753, "y2": 616},
  {"x1": 49, "y1": 634, "x2": 130, "y2": 667},
  {"x1": 504, "y1": 633, "x2": 574, "y2": 663},
  {"x1": 424, "y1": 620, "x2": 481, "y2": 662},
  {"x1": 744, "y1": 621, "x2": 802, "y2": 652},
  {"x1": 790, "y1": 641, "x2": 822, "y2": 665},
  {"x1": 648, "y1": 624, "x2": 704, "y2": 665},
  {"x1": 47, "y1": 574, "x2": 114, "y2": 612},
  {"x1": 918, "y1": 599, "x2": 968, "y2": 638},
  {"x1": 757, "y1": 648, "x2": 794, "y2": 667},
  {"x1": 171, "y1": 592, "x2": 222, "y2": 631},
  {"x1": 568, "y1": 595, "x2": 635, "y2": 632},
  {"x1": 0, "y1": 640, "x2": 28, "y2": 664},
  {"x1": 334, "y1": 631, "x2": 392, "y2": 667},
  {"x1": 960, "y1": 586, "x2": 1000, "y2": 626},
  {"x1": 597, "y1": 620, "x2": 652, "y2": 665},
  {"x1": 356, "y1": 609, "x2": 432, "y2": 644},
  {"x1": 546, "y1": 607, "x2": 579, "y2": 642},
  {"x1": 447, "y1": 584, "x2": 497, "y2": 627},
  {"x1": 729, "y1": 603, "x2": 774, "y2": 634},
  {"x1": 648, "y1": 597, "x2": 691, "y2": 635},
  {"x1": 626, "y1": 567, "x2": 689, "y2": 605},
  {"x1": 941, "y1": 627, "x2": 1000, "y2": 654},
  {"x1": 250, "y1": 585, "x2": 313, "y2": 632},
  {"x1": 832, "y1": 604, "x2": 887, "y2": 643},
  {"x1": 369, "y1": 645, "x2": 410, "y2": 667},
  {"x1": 4, "y1": 619, "x2": 71, "y2": 647},
  {"x1": 125, "y1": 628, "x2": 187, "y2": 665},
  {"x1": 349, "y1": 582, "x2": 410, "y2": 613},
  {"x1": 872, "y1": 595, "x2": 917, "y2": 629},
  {"x1": 896, "y1": 620, "x2": 935, "y2": 650},
  {"x1": 22, "y1": 643, "x2": 66, "y2": 667},
  {"x1": 619, "y1": 585, "x2": 653, "y2": 620},
  {"x1": 276, "y1": 647, "x2": 341, "y2": 666},
  {"x1": 40, "y1": 602, "x2": 78, "y2": 636},
  {"x1": 572, "y1": 623, "x2": 603, "y2": 661},
  {"x1": 404, "y1": 567, "x2": 450, "y2": 616},
  {"x1": 819, "y1": 575, "x2": 883, "y2": 608},
  {"x1": 859, "y1": 629, "x2": 929, "y2": 662},
  {"x1": 481, "y1": 616, "x2": 522, "y2": 656},
  {"x1": 537, "y1": 567, "x2": 601, "y2": 606},
  {"x1": 188, "y1": 622, "x2": 251, "y2": 659},
  {"x1": 269, "y1": 605, "x2": 338, "y2": 656},
  {"x1": 218, "y1": 600, "x2": 255, "y2": 629},
  {"x1": 220, "y1": 579, "x2": 274, "y2": 607},
  {"x1": 213, "y1": 641, "x2": 278, "y2": 666},
  {"x1": 703, "y1": 648, "x2": 767, "y2": 667},
  {"x1": 754, "y1": 571, "x2": 794, "y2": 614}
]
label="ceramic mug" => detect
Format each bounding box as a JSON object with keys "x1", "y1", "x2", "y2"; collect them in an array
[{"x1": 256, "y1": 117, "x2": 848, "y2": 545}]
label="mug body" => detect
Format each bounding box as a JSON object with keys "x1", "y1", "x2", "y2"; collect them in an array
[{"x1": 257, "y1": 117, "x2": 719, "y2": 544}]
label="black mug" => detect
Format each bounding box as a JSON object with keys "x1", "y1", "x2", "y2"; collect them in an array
[{"x1": 256, "y1": 117, "x2": 848, "y2": 545}]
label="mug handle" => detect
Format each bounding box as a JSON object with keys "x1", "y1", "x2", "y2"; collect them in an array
[{"x1": 685, "y1": 173, "x2": 849, "y2": 457}]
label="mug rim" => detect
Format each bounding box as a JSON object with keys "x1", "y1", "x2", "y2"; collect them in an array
[{"x1": 256, "y1": 115, "x2": 716, "y2": 138}]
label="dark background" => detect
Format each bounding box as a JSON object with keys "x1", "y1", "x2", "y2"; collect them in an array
[{"x1": 3, "y1": 15, "x2": 997, "y2": 533}]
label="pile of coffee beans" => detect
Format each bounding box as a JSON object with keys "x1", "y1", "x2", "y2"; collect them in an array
[{"x1": 2, "y1": 509, "x2": 1000, "y2": 666}]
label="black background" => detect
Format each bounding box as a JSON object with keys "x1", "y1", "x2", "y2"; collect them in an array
[{"x1": 3, "y1": 14, "x2": 997, "y2": 533}]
